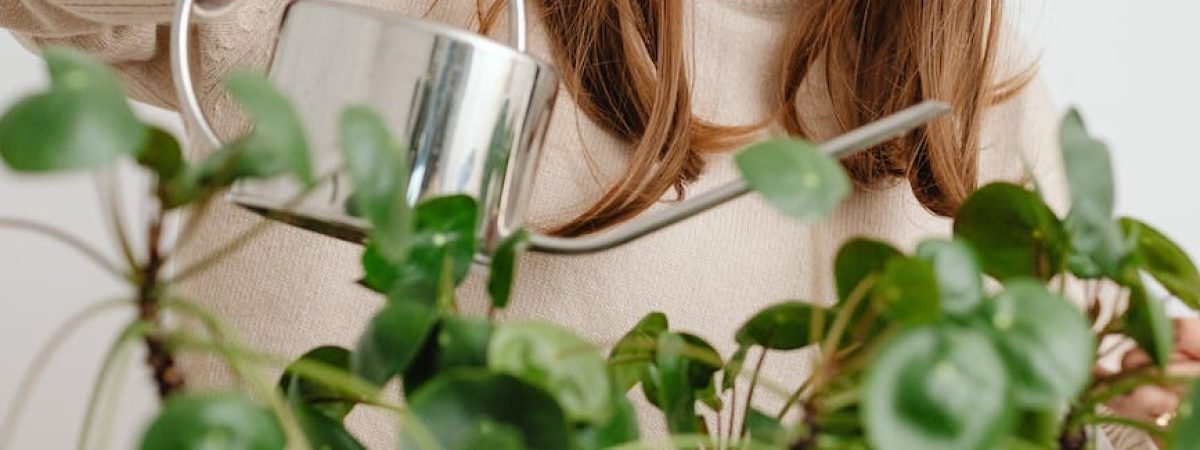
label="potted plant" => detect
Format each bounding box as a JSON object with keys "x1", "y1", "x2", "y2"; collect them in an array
[{"x1": 0, "y1": 48, "x2": 1197, "y2": 450}]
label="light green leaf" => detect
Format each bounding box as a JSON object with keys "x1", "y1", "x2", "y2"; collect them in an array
[
  {"x1": 916, "y1": 239, "x2": 985, "y2": 316},
  {"x1": 1122, "y1": 218, "x2": 1200, "y2": 309},
  {"x1": 138, "y1": 392, "x2": 284, "y2": 450},
  {"x1": 488, "y1": 321, "x2": 613, "y2": 424},
  {"x1": 403, "y1": 370, "x2": 571, "y2": 450},
  {"x1": 1061, "y1": 109, "x2": 1127, "y2": 276},
  {"x1": 954, "y1": 183, "x2": 1068, "y2": 281},
  {"x1": 609, "y1": 312, "x2": 669, "y2": 393},
  {"x1": 0, "y1": 48, "x2": 147, "y2": 172},
  {"x1": 575, "y1": 393, "x2": 640, "y2": 450},
  {"x1": 225, "y1": 71, "x2": 312, "y2": 185},
  {"x1": 721, "y1": 345, "x2": 748, "y2": 392},
  {"x1": 746, "y1": 408, "x2": 789, "y2": 447},
  {"x1": 863, "y1": 326, "x2": 1010, "y2": 450},
  {"x1": 488, "y1": 229, "x2": 530, "y2": 310},
  {"x1": 985, "y1": 280, "x2": 1095, "y2": 409},
  {"x1": 403, "y1": 316, "x2": 493, "y2": 395},
  {"x1": 340, "y1": 106, "x2": 411, "y2": 261},
  {"x1": 736, "y1": 137, "x2": 851, "y2": 220},
  {"x1": 651, "y1": 332, "x2": 701, "y2": 434},
  {"x1": 1126, "y1": 282, "x2": 1174, "y2": 369},
  {"x1": 351, "y1": 300, "x2": 438, "y2": 387},
  {"x1": 1166, "y1": 380, "x2": 1200, "y2": 450}
]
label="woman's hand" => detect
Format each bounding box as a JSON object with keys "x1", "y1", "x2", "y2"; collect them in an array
[{"x1": 1105, "y1": 318, "x2": 1200, "y2": 442}]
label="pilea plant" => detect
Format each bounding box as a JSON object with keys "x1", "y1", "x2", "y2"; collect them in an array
[{"x1": 1, "y1": 48, "x2": 1199, "y2": 450}]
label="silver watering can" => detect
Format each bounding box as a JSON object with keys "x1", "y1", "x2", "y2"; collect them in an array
[{"x1": 170, "y1": 0, "x2": 948, "y2": 262}]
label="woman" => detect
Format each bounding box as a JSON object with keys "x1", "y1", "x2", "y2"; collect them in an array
[{"x1": 2, "y1": 0, "x2": 1195, "y2": 448}]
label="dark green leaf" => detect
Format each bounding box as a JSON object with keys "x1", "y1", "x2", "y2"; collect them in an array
[
  {"x1": 609, "y1": 312, "x2": 669, "y2": 393},
  {"x1": 835, "y1": 239, "x2": 903, "y2": 302},
  {"x1": 1122, "y1": 218, "x2": 1200, "y2": 309},
  {"x1": 679, "y1": 333, "x2": 722, "y2": 411},
  {"x1": 1012, "y1": 409, "x2": 1060, "y2": 449},
  {"x1": 294, "y1": 405, "x2": 366, "y2": 450},
  {"x1": 488, "y1": 321, "x2": 613, "y2": 424},
  {"x1": 954, "y1": 183, "x2": 1067, "y2": 281},
  {"x1": 746, "y1": 408, "x2": 788, "y2": 447},
  {"x1": 137, "y1": 127, "x2": 185, "y2": 182},
  {"x1": 1126, "y1": 282, "x2": 1174, "y2": 368},
  {"x1": 225, "y1": 71, "x2": 312, "y2": 185},
  {"x1": 488, "y1": 229, "x2": 530, "y2": 310},
  {"x1": 863, "y1": 326, "x2": 1010, "y2": 450},
  {"x1": 0, "y1": 48, "x2": 147, "y2": 172},
  {"x1": 408, "y1": 196, "x2": 479, "y2": 286},
  {"x1": 403, "y1": 316, "x2": 493, "y2": 395},
  {"x1": 985, "y1": 280, "x2": 1095, "y2": 409},
  {"x1": 735, "y1": 302, "x2": 823, "y2": 350},
  {"x1": 735, "y1": 137, "x2": 851, "y2": 220},
  {"x1": 403, "y1": 370, "x2": 571, "y2": 450},
  {"x1": 722, "y1": 345, "x2": 749, "y2": 391},
  {"x1": 459, "y1": 422, "x2": 528, "y2": 450},
  {"x1": 916, "y1": 239, "x2": 985, "y2": 316},
  {"x1": 340, "y1": 106, "x2": 411, "y2": 261},
  {"x1": 652, "y1": 332, "x2": 700, "y2": 434},
  {"x1": 139, "y1": 392, "x2": 284, "y2": 450},
  {"x1": 575, "y1": 393, "x2": 640, "y2": 450},
  {"x1": 352, "y1": 300, "x2": 437, "y2": 386},
  {"x1": 1061, "y1": 109, "x2": 1126, "y2": 276},
  {"x1": 279, "y1": 346, "x2": 358, "y2": 421},
  {"x1": 1166, "y1": 380, "x2": 1200, "y2": 450},
  {"x1": 872, "y1": 258, "x2": 941, "y2": 326}
]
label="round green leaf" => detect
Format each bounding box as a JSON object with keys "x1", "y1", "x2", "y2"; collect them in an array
[
  {"x1": 403, "y1": 316, "x2": 494, "y2": 395},
  {"x1": 404, "y1": 370, "x2": 571, "y2": 450},
  {"x1": 488, "y1": 229, "x2": 530, "y2": 310},
  {"x1": 352, "y1": 300, "x2": 438, "y2": 387},
  {"x1": 409, "y1": 195, "x2": 479, "y2": 285},
  {"x1": 279, "y1": 346, "x2": 358, "y2": 421},
  {"x1": 916, "y1": 239, "x2": 985, "y2": 316},
  {"x1": 735, "y1": 302, "x2": 823, "y2": 350},
  {"x1": 0, "y1": 48, "x2": 146, "y2": 172},
  {"x1": 340, "y1": 106, "x2": 411, "y2": 262},
  {"x1": 985, "y1": 280, "x2": 1095, "y2": 409},
  {"x1": 1126, "y1": 283, "x2": 1174, "y2": 368},
  {"x1": 1166, "y1": 380, "x2": 1200, "y2": 450},
  {"x1": 609, "y1": 312, "x2": 669, "y2": 393},
  {"x1": 139, "y1": 392, "x2": 284, "y2": 450},
  {"x1": 1061, "y1": 110, "x2": 1127, "y2": 276},
  {"x1": 873, "y1": 258, "x2": 941, "y2": 326},
  {"x1": 954, "y1": 183, "x2": 1067, "y2": 281},
  {"x1": 225, "y1": 71, "x2": 312, "y2": 185},
  {"x1": 863, "y1": 326, "x2": 1010, "y2": 450},
  {"x1": 735, "y1": 137, "x2": 851, "y2": 220},
  {"x1": 488, "y1": 321, "x2": 613, "y2": 424},
  {"x1": 835, "y1": 239, "x2": 903, "y2": 301},
  {"x1": 293, "y1": 405, "x2": 365, "y2": 450},
  {"x1": 1122, "y1": 218, "x2": 1200, "y2": 309}
]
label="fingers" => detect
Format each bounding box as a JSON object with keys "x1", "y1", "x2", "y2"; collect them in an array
[
  {"x1": 1107, "y1": 385, "x2": 1180, "y2": 422},
  {"x1": 1175, "y1": 318, "x2": 1200, "y2": 358}
]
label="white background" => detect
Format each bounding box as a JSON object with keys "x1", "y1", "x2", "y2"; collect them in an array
[{"x1": 1, "y1": 1, "x2": 1198, "y2": 448}]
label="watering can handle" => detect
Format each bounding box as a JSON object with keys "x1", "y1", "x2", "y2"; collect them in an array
[
  {"x1": 169, "y1": 0, "x2": 530, "y2": 149},
  {"x1": 526, "y1": 101, "x2": 952, "y2": 254}
]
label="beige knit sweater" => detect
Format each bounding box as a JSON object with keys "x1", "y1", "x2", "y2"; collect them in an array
[{"x1": 1, "y1": 0, "x2": 1149, "y2": 448}]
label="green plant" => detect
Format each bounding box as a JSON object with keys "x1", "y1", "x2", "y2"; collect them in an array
[{"x1": 1, "y1": 48, "x2": 1198, "y2": 450}]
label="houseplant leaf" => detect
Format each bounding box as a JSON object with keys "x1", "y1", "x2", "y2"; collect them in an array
[
  {"x1": 352, "y1": 300, "x2": 438, "y2": 387},
  {"x1": 575, "y1": 393, "x2": 640, "y2": 450},
  {"x1": 223, "y1": 71, "x2": 312, "y2": 185},
  {"x1": 489, "y1": 321, "x2": 613, "y2": 424},
  {"x1": 609, "y1": 312, "x2": 669, "y2": 393},
  {"x1": 489, "y1": 229, "x2": 530, "y2": 310},
  {"x1": 1166, "y1": 380, "x2": 1200, "y2": 450},
  {"x1": 403, "y1": 370, "x2": 571, "y2": 450},
  {"x1": 1060, "y1": 109, "x2": 1127, "y2": 276},
  {"x1": 650, "y1": 332, "x2": 702, "y2": 434},
  {"x1": 0, "y1": 47, "x2": 147, "y2": 172},
  {"x1": 954, "y1": 183, "x2": 1067, "y2": 281},
  {"x1": 279, "y1": 346, "x2": 359, "y2": 421},
  {"x1": 735, "y1": 302, "x2": 823, "y2": 350},
  {"x1": 1126, "y1": 282, "x2": 1175, "y2": 368},
  {"x1": 735, "y1": 137, "x2": 851, "y2": 220},
  {"x1": 340, "y1": 106, "x2": 411, "y2": 261},
  {"x1": 139, "y1": 392, "x2": 284, "y2": 450},
  {"x1": 863, "y1": 326, "x2": 1010, "y2": 450},
  {"x1": 835, "y1": 239, "x2": 903, "y2": 302},
  {"x1": 293, "y1": 405, "x2": 366, "y2": 450},
  {"x1": 1121, "y1": 218, "x2": 1200, "y2": 309},
  {"x1": 916, "y1": 239, "x2": 985, "y2": 316},
  {"x1": 872, "y1": 257, "x2": 941, "y2": 326},
  {"x1": 403, "y1": 316, "x2": 493, "y2": 395},
  {"x1": 984, "y1": 280, "x2": 1095, "y2": 409}
]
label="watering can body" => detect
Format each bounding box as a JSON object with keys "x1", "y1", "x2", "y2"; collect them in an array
[{"x1": 171, "y1": 0, "x2": 949, "y2": 263}]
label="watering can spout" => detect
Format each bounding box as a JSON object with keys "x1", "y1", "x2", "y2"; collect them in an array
[{"x1": 525, "y1": 101, "x2": 952, "y2": 255}]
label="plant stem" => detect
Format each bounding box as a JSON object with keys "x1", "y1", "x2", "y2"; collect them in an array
[
  {"x1": 776, "y1": 373, "x2": 813, "y2": 420},
  {"x1": 77, "y1": 321, "x2": 148, "y2": 450},
  {"x1": 739, "y1": 348, "x2": 768, "y2": 437},
  {"x1": 0, "y1": 217, "x2": 131, "y2": 281},
  {"x1": 94, "y1": 170, "x2": 140, "y2": 271},
  {"x1": 138, "y1": 213, "x2": 184, "y2": 399},
  {"x1": 0, "y1": 299, "x2": 133, "y2": 450}
]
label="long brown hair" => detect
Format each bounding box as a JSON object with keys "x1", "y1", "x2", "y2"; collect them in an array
[{"x1": 472, "y1": 0, "x2": 1032, "y2": 236}]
